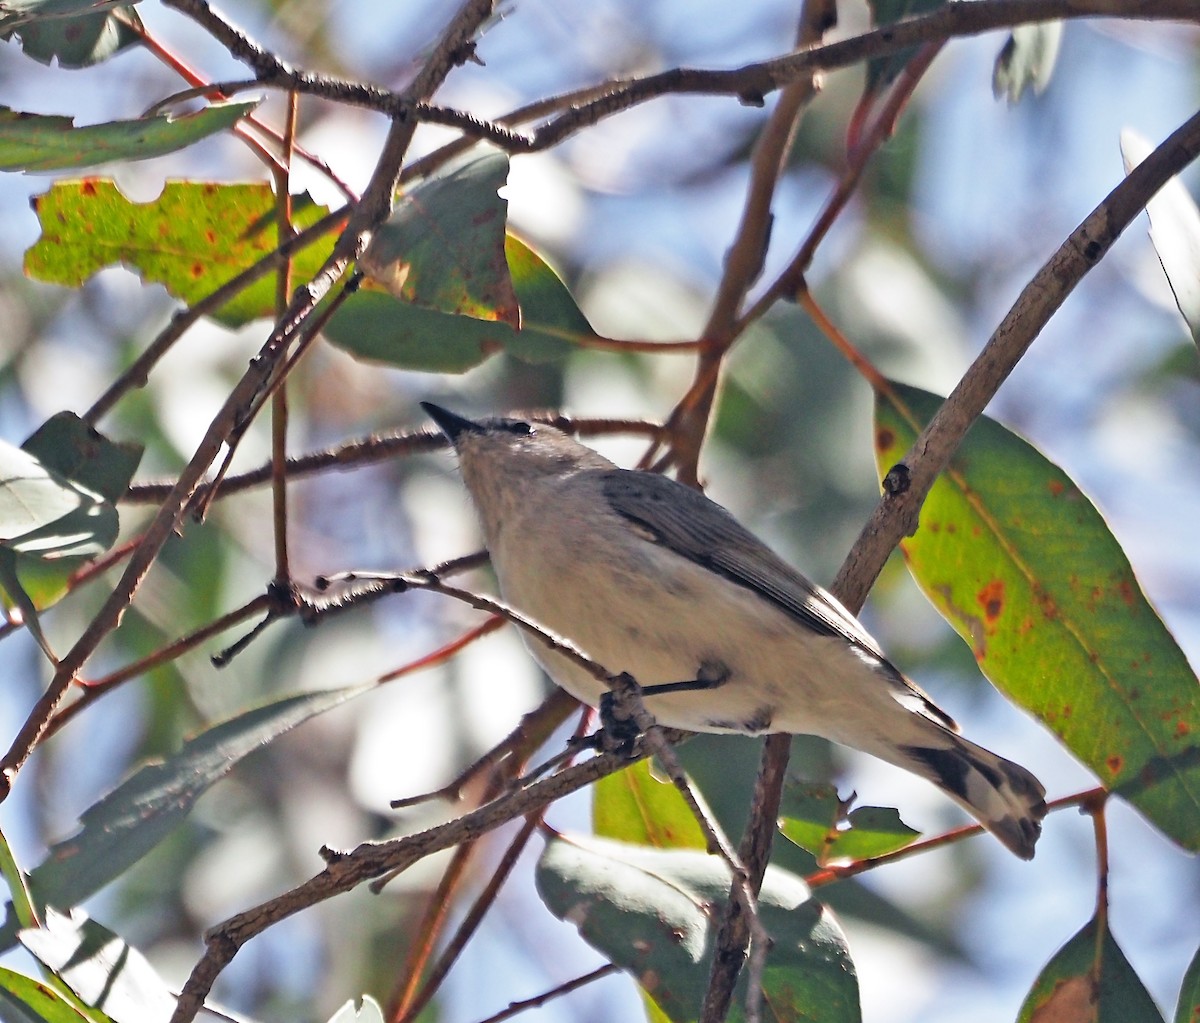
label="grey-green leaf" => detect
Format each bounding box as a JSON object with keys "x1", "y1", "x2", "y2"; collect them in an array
[
  {"x1": 0, "y1": 441, "x2": 114, "y2": 559},
  {"x1": 21, "y1": 909, "x2": 171, "y2": 1023},
  {"x1": 1121, "y1": 129, "x2": 1200, "y2": 345},
  {"x1": 536, "y1": 832, "x2": 860, "y2": 1022},
  {"x1": 992, "y1": 22, "x2": 1063, "y2": 104},
  {"x1": 0, "y1": 0, "x2": 132, "y2": 31},
  {"x1": 7, "y1": 6, "x2": 140, "y2": 68},
  {"x1": 0, "y1": 101, "x2": 257, "y2": 172},
  {"x1": 0, "y1": 685, "x2": 374, "y2": 953}
]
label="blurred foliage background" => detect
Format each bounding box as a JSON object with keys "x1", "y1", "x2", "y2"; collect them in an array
[{"x1": 0, "y1": 2, "x2": 1198, "y2": 1022}]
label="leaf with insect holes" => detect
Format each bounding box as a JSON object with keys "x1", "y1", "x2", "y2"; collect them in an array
[
  {"x1": 326, "y1": 234, "x2": 600, "y2": 373},
  {"x1": 875, "y1": 382, "x2": 1200, "y2": 851},
  {"x1": 0, "y1": 101, "x2": 256, "y2": 171},
  {"x1": 1121, "y1": 129, "x2": 1200, "y2": 346},
  {"x1": 359, "y1": 149, "x2": 519, "y2": 326},
  {"x1": 1017, "y1": 915, "x2": 1164, "y2": 1023},
  {"x1": 778, "y1": 781, "x2": 919, "y2": 865},
  {"x1": 537, "y1": 832, "x2": 860, "y2": 1023},
  {"x1": 24, "y1": 178, "x2": 338, "y2": 327}
]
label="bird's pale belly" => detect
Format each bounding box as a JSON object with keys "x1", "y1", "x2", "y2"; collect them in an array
[{"x1": 494, "y1": 544, "x2": 873, "y2": 736}]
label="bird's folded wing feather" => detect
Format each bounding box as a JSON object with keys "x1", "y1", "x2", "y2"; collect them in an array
[{"x1": 599, "y1": 469, "x2": 958, "y2": 730}]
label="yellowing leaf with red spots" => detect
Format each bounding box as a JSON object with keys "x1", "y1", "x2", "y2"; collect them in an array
[
  {"x1": 875, "y1": 381, "x2": 1200, "y2": 851},
  {"x1": 23, "y1": 178, "x2": 338, "y2": 326}
]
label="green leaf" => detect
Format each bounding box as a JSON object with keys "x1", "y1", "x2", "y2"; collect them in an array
[
  {"x1": 1017, "y1": 915, "x2": 1165, "y2": 1023},
  {"x1": 359, "y1": 149, "x2": 518, "y2": 326},
  {"x1": 24, "y1": 179, "x2": 337, "y2": 327},
  {"x1": 327, "y1": 996, "x2": 386, "y2": 1023},
  {"x1": 863, "y1": 0, "x2": 946, "y2": 91},
  {"x1": 0, "y1": 101, "x2": 256, "y2": 172},
  {"x1": 6, "y1": 7, "x2": 140, "y2": 68},
  {"x1": 1121, "y1": 130, "x2": 1200, "y2": 346},
  {"x1": 23, "y1": 412, "x2": 142, "y2": 505},
  {"x1": 1176, "y1": 944, "x2": 1200, "y2": 1023},
  {"x1": 0, "y1": 0, "x2": 133, "y2": 32},
  {"x1": 874, "y1": 382, "x2": 1200, "y2": 851},
  {"x1": 21, "y1": 909, "x2": 171, "y2": 1023},
  {"x1": 325, "y1": 234, "x2": 594, "y2": 373},
  {"x1": 0, "y1": 684, "x2": 374, "y2": 953},
  {"x1": 778, "y1": 781, "x2": 919, "y2": 864},
  {"x1": 536, "y1": 833, "x2": 860, "y2": 1023},
  {"x1": 0, "y1": 965, "x2": 107, "y2": 1023},
  {"x1": 992, "y1": 22, "x2": 1063, "y2": 104},
  {"x1": 593, "y1": 759, "x2": 708, "y2": 850}
]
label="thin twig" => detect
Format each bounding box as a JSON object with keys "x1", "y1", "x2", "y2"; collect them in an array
[
  {"x1": 470, "y1": 964, "x2": 621, "y2": 1023},
  {"x1": 122, "y1": 419, "x2": 663, "y2": 504},
  {"x1": 271, "y1": 91, "x2": 299, "y2": 583}
]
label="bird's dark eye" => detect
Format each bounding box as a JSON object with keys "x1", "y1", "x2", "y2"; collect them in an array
[{"x1": 506, "y1": 421, "x2": 533, "y2": 436}]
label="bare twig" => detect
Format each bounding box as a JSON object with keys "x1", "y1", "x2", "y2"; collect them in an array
[
  {"x1": 122, "y1": 418, "x2": 663, "y2": 504},
  {"x1": 471, "y1": 964, "x2": 621, "y2": 1023},
  {"x1": 166, "y1": 740, "x2": 660, "y2": 1023}
]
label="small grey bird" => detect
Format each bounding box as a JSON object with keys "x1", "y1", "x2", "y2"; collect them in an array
[{"x1": 423, "y1": 403, "x2": 1047, "y2": 858}]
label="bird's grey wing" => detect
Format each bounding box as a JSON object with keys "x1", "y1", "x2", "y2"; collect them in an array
[
  {"x1": 599, "y1": 469, "x2": 958, "y2": 728},
  {"x1": 599, "y1": 470, "x2": 885, "y2": 653}
]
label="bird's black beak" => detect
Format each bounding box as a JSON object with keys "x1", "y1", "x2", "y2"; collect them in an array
[{"x1": 421, "y1": 402, "x2": 483, "y2": 442}]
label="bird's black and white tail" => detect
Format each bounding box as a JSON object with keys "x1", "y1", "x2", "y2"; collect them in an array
[{"x1": 890, "y1": 734, "x2": 1047, "y2": 859}]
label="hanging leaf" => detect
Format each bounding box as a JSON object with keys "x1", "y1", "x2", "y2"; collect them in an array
[
  {"x1": 0, "y1": 101, "x2": 256, "y2": 172},
  {"x1": 0, "y1": 443, "x2": 113, "y2": 559},
  {"x1": 1121, "y1": 129, "x2": 1200, "y2": 345},
  {"x1": 0, "y1": 0, "x2": 134, "y2": 33},
  {"x1": 536, "y1": 832, "x2": 860, "y2": 1023},
  {"x1": 778, "y1": 781, "x2": 919, "y2": 865},
  {"x1": 359, "y1": 149, "x2": 518, "y2": 326},
  {"x1": 1017, "y1": 915, "x2": 1165, "y2": 1023},
  {"x1": 992, "y1": 22, "x2": 1063, "y2": 104},
  {"x1": 326, "y1": 234, "x2": 598, "y2": 373},
  {"x1": 874, "y1": 382, "x2": 1200, "y2": 851},
  {"x1": 21, "y1": 909, "x2": 174, "y2": 1023},
  {"x1": 593, "y1": 759, "x2": 708, "y2": 850},
  {"x1": 24, "y1": 179, "x2": 338, "y2": 326},
  {"x1": 6, "y1": 6, "x2": 140, "y2": 68}
]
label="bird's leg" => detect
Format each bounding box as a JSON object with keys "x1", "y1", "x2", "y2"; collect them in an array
[
  {"x1": 595, "y1": 661, "x2": 731, "y2": 753},
  {"x1": 637, "y1": 659, "x2": 731, "y2": 699}
]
